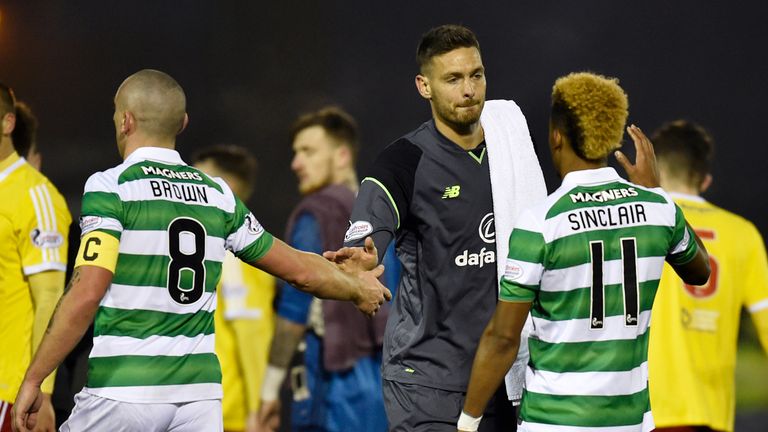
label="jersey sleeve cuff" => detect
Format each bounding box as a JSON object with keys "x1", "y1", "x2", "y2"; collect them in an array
[
  {"x1": 499, "y1": 293, "x2": 536, "y2": 303},
  {"x1": 236, "y1": 232, "x2": 274, "y2": 263},
  {"x1": 23, "y1": 262, "x2": 67, "y2": 276},
  {"x1": 499, "y1": 280, "x2": 538, "y2": 302},
  {"x1": 748, "y1": 298, "x2": 768, "y2": 313},
  {"x1": 667, "y1": 236, "x2": 699, "y2": 266}
]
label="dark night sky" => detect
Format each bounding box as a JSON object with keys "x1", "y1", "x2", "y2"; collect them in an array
[{"x1": 1, "y1": 1, "x2": 766, "y2": 239}]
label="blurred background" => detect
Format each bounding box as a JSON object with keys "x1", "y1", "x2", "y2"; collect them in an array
[{"x1": 1, "y1": 0, "x2": 766, "y2": 428}]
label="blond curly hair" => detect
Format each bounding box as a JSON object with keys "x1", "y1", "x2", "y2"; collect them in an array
[{"x1": 551, "y1": 72, "x2": 628, "y2": 160}]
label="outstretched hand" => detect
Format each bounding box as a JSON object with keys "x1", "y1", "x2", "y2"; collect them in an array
[
  {"x1": 354, "y1": 264, "x2": 393, "y2": 317},
  {"x1": 323, "y1": 236, "x2": 391, "y2": 316},
  {"x1": 614, "y1": 124, "x2": 661, "y2": 188},
  {"x1": 323, "y1": 236, "x2": 379, "y2": 273}
]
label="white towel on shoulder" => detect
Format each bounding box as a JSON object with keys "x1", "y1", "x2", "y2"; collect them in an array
[{"x1": 480, "y1": 99, "x2": 547, "y2": 405}]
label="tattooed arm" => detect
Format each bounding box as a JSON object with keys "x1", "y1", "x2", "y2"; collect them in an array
[{"x1": 12, "y1": 265, "x2": 112, "y2": 432}]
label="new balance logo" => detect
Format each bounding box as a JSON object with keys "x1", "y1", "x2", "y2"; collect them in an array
[{"x1": 442, "y1": 185, "x2": 461, "y2": 199}]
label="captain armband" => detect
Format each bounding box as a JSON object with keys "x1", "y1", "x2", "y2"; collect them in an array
[{"x1": 74, "y1": 231, "x2": 120, "y2": 272}]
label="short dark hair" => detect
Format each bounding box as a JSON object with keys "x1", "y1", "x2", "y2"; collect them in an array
[
  {"x1": 551, "y1": 99, "x2": 583, "y2": 158},
  {"x1": 416, "y1": 24, "x2": 480, "y2": 73},
  {"x1": 12, "y1": 102, "x2": 38, "y2": 157},
  {"x1": 0, "y1": 82, "x2": 16, "y2": 117},
  {"x1": 191, "y1": 145, "x2": 258, "y2": 195},
  {"x1": 651, "y1": 120, "x2": 714, "y2": 186},
  {"x1": 290, "y1": 106, "x2": 359, "y2": 159}
]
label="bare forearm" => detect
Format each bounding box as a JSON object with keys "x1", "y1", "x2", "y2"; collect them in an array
[
  {"x1": 260, "y1": 317, "x2": 305, "y2": 404},
  {"x1": 26, "y1": 293, "x2": 98, "y2": 385},
  {"x1": 268, "y1": 317, "x2": 307, "y2": 368},
  {"x1": 462, "y1": 301, "x2": 532, "y2": 420},
  {"x1": 291, "y1": 251, "x2": 361, "y2": 302},
  {"x1": 254, "y1": 239, "x2": 387, "y2": 317},
  {"x1": 254, "y1": 240, "x2": 361, "y2": 303},
  {"x1": 463, "y1": 327, "x2": 521, "y2": 417}
]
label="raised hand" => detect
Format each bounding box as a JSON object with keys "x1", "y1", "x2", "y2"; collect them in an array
[
  {"x1": 615, "y1": 124, "x2": 661, "y2": 188},
  {"x1": 323, "y1": 236, "x2": 379, "y2": 273}
]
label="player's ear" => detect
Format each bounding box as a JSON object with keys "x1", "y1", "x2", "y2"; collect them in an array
[
  {"x1": 1, "y1": 111, "x2": 16, "y2": 136},
  {"x1": 177, "y1": 113, "x2": 189, "y2": 135},
  {"x1": 334, "y1": 144, "x2": 352, "y2": 169},
  {"x1": 121, "y1": 111, "x2": 135, "y2": 135},
  {"x1": 700, "y1": 173, "x2": 712, "y2": 193},
  {"x1": 551, "y1": 128, "x2": 564, "y2": 152},
  {"x1": 415, "y1": 75, "x2": 431, "y2": 100}
]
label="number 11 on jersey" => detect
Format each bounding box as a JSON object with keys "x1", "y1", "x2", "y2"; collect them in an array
[{"x1": 589, "y1": 238, "x2": 639, "y2": 330}]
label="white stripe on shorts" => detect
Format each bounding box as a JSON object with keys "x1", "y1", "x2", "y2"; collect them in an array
[{"x1": 0, "y1": 401, "x2": 8, "y2": 429}]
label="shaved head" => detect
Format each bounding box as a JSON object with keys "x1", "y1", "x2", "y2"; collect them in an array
[{"x1": 115, "y1": 69, "x2": 186, "y2": 139}]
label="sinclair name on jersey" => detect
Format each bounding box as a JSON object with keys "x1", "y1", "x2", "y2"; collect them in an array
[{"x1": 567, "y1": 187, "x2": 648, "y2": 231}]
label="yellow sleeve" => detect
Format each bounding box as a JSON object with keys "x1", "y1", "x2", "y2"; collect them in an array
[
  {"x1": 19, "y1": 183, "x2": 71, "y2": 275},
  {"x1": 233, "y1": 269, "x2": 275, "y2": 412},
  {"x1": 743, "y1": 224, "x2": 768, "y2": 308},
  {"x1": 27, "y1": 270, "x2": 65, "y2": 394},
  {"x1": 742, "y1": 224, "x2": 768, "y2": 355},
  {"x1": 232, "y1": 316, "x2": 274, "y2": 412},
  {"x1": 751, "y1": 309, "x2": 768, "y2": 356},
  {"x1": 40, "y1": 371, "x2": 57, "y2": 394},
  {"x1": 244, "y1": 269, "x2": 276, "y2": 310},
  {"x1": 220, "y1": 257, "x2": 275, "y2": 318}
]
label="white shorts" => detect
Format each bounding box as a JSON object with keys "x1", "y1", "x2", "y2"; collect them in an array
[{"x1": 60, "y1": 391, "x2": 222, "y2": 432}]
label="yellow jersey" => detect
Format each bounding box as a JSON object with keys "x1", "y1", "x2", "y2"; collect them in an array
[
  {"x1": 0, "y1": 152, "x2": 71, "y2": 403},
  {"x1": 649, "y1": 193, "x2": 768, "y2": 431},
  {"x1": 215, "y1": 252, "x2": 276, "y2": 431}
]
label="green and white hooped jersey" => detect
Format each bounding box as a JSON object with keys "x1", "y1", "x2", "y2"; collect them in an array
[
  {"x1": 79, "y1": 147, "x2": 273, "y2": 403},
  {"x1": 500, "y1": 167, "x2": 698, "y2": 432}
]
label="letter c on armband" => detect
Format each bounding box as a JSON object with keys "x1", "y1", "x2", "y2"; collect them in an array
[
  {"x1": 83, "y1": 237, "x2": 102, "y2": 261},
  {"x1": 75, "y1": 231, "x2": 120, "y2": 272}
]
